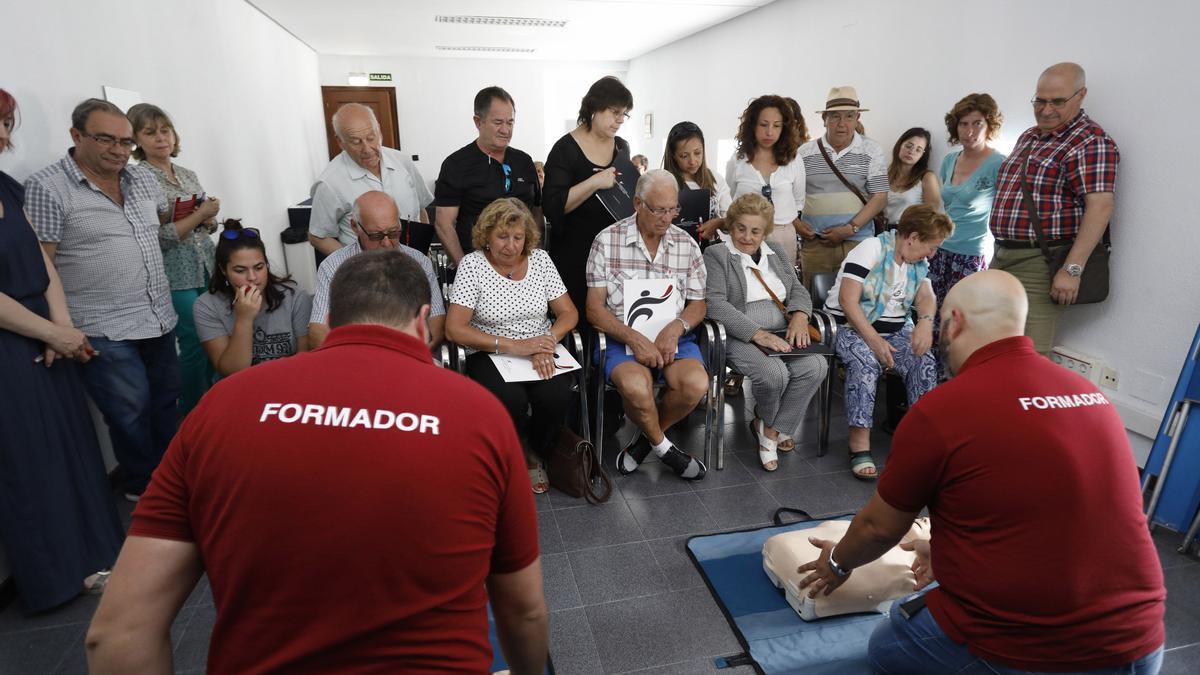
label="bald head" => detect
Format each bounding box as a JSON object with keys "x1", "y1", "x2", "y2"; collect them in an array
[
  {"x1": 939, "y1": 271, "x2": 1028, "y2": 376},
  {"x1": 352, "y1": 191, "x2": 401, "y2": 250},
  {"x1": 1040, "y1": 62, "x2": 1086, "y2": 90},
  {"x1": 332, "y1": 103, "x2": 380, "y2": 139}
]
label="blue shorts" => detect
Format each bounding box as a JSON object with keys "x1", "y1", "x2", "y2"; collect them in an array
[{"x1": 596, "y1": 332, "x2": 704, "y2": 384}]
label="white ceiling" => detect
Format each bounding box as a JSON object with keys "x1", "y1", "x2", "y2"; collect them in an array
[{"x1": 248, "y1": 0, "x2": 774, "y2": 61}]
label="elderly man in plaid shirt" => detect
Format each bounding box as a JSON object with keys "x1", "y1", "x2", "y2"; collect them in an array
[
  {"x1": 25, "y1": 99, "x2": 180, "y2": 502},
  {"x1": 989, "y1": 63, "x2": 1119, "y2": 353},
  {"x1": 586, "y1": 170, "x2": 709, "y2": 481}
]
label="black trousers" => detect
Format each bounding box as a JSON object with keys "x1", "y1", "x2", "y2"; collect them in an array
[{"x1": 464, "y1": 352, "x2": 573, "y2": 460}]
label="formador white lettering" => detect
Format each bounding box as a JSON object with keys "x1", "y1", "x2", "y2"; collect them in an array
[
  {"x1": 1018, "y1": 392, "x2": 1110, "y2": 412},
  {"x1": 259, "y1": 403, "x2": 442, "y2": 434}
]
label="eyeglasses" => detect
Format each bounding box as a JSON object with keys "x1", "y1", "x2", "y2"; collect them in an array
[
  {"x1": 761, "y1": 184, "x2": 773, "y2": 204},
  {"x1": 1031, "y1": 89, "x2": 1083, "y2": 110},
  {"x1": 357, "y1": 224, "x2": 402, "y2": 242},
  {"x1": 502, "y1": 162, "x2": 512, "y2": 193},
  {"x1": 221, "y1": 228, "x2": 260, "y2": 240},
  {"x1": 83, "y1": 133, "x2": 137, "y2": 150},
  {"x1": 607, "y1": 107, "x2": 631, "y2": 122},
  {"x1": 825, "y1": 112, "x2": 859, "y2": 123},
  {"x1": 642, "y1": 204, "x2": 681, "y2": 218},
  {"x1": 901, "y1": 142, "x2": 926, "y2": 154}
]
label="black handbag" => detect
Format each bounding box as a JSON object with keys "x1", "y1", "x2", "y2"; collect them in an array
[
  {"x1": 1019, "y1": 152, "x2": 1111, "y2": 304},
  {"x1": 545, "y1": 426, "x2": 612, "y2": 504}
]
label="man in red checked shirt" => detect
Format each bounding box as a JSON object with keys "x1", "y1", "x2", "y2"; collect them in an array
[
  {"x1": 988, "y1": 62, "x2": 1120, "y2": 354},
  {"x1": 796, "y1": 271, "x2": 1164, "y2": 675}
]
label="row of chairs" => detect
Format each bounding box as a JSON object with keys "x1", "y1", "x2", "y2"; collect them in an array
[{"x1": 426, "y1": 242, "x2": 840, "y2": 474}]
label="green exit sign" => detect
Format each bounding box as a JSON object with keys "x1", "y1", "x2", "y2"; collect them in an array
[{"x1": 368, "y1": 73, "x2": 392, "y2": 82}]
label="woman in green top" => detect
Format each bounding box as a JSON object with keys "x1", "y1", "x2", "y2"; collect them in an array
[{"x1": 129, "y1": 103, "x2": 221, "y2": 416}]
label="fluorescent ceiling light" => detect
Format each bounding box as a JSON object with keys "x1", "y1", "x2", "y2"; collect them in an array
[
  {"x1": 435, "y1": 45, "x2": 536, "y2": 53},
  {"x1": 347, "y1": 72, "x2": 369, "y2": 85},
  {"x1": 434, "y1": 15, "x2": 567, "y2": 28}
]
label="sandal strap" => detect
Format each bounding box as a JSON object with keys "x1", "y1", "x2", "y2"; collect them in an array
[{"x1": 849, "y1": 451, "x2": 875, "y2": 469}]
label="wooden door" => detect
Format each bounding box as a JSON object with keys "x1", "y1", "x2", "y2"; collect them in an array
[{"x1": 320, "y1": 86, "x2": 400, "y2": 160}]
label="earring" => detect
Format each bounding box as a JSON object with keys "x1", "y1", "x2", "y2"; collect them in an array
[{"x1": 484, "y1": 245, "x2": 491, "y2": 251}]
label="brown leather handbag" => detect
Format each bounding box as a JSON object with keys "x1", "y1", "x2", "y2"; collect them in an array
[
  {"x1": 546, "y1": 426, "x2": 612, "y2": 504},
  {"x1": 1019, "y1": 153, "x2": 1111, "y2": 304}
]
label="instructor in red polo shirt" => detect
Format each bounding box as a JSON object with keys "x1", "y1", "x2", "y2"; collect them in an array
[
  {"x1": 86, "y1": 250, "x2": 548, "y2": 674},
  {"x1": 797, "y1": 270, "x2": 1165, "y2": 674}
]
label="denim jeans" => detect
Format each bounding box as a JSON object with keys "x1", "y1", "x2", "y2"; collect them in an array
[
  {"x1": 81, "y1": 332, "x2": 181, "y2": 494},
  {"x1": 869, "y1": 592, "x2": 1164, "y2": 675}
]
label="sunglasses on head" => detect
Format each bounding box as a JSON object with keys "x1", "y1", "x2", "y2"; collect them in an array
[{"x1": 221, "y1": 228, "x2": 260, "y2": 240}]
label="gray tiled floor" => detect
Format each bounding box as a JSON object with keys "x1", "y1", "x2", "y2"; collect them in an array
[{"x1": 3, "y1": 388, "x2": 1199, "y2": 673}]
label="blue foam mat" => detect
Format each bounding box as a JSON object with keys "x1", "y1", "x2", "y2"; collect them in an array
[{"x1": 687, "y1": 512, "x2": 885, "y2": 674}]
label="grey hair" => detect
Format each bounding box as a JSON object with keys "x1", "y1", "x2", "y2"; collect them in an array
[
  {"x1": 635, "y1": 168, "x2": 679, "y2": 200},
  {"x1": 71, "y1": 98, "x2": 126, "y2": 131},
  {"x1": 331, "y1": 103, "x2": 381, "y2": 141}
]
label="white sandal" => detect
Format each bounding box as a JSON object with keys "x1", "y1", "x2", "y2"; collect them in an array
[{"x1": 750, "y1": 418, "x2": 779, "y2": 472}]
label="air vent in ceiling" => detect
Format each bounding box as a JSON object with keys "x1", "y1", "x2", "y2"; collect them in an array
[
  {"x1": 435, "y1": 45, "x2": 536, "y2": 53},
  {"x1": 434, "y1": 15, "x2": 567, "y2": 28}
]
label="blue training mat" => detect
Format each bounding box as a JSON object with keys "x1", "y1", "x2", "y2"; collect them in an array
[
  {"x1": 687, "y1": 509, "x2": 886, "y2": 674},
  {"x1": 488, "y1": 602, "x2": 555, "y2": 674}
]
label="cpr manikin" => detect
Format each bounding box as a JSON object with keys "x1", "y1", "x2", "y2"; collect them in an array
[{"x1": 763, "y1": 519, "x2": 930, "y2": 620}]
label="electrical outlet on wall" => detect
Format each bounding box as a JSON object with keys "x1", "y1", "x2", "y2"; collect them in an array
[
  {"x1": 1049, "y1": 346, "x2": 1104, "y2": 385},
  {"x1": 1101, "y1": 367, "x2": 1119, "y2": 389}
]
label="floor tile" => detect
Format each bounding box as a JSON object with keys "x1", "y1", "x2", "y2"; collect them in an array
[
  {"x1": 0, "y1": 624, "x2": 83, "y2": 674},
  {"x1": 626, "y1": 492, "x2": 717, "y2": 540},
  {"x1": 182, "y1": 575, "x2": 213, "y2": 608},
  {"x1": 1152, "y1": 527, "x2": 1200, "y2": 570},
  {"x1": 689, "y1": 452, "x2": 758, "y2": 489},
  {"x1": 541, "y1": 553, "x2": 582, "y2": 612},
  {"x1": 693, "y1": 483, "x2": 779, "y2": 529},
  {"x1": 645, "y1": 536, "x2": 706, "y2": 592},
  {"x1": 568, "y1": 542, "x2": 669, "y2": 605},
  {"x1": 758, "y1": 474, "x2": 853, "y2": 518},
  {"x1": 172, "y1": 603, "x2": 214, "y2": 672},
  {"x1": 0, "y1": 593, "x2": 100, "y2": 635},
  {"x1": 1163, "y1": 564, "x2": 1200, "y2": 649},
  {"x1": 548, "y1": 608, "x2": 603, "y2": 675},
  {"x1": 585, "y1": 588, "x2": 740, "y2": 673},
  {"x1": 1161, "y1": 643, "x2": 1200, "y2": 675},
  {"x1": 617, "y1": 656, "x2": 756, "y2": 674},
  {"x1": 538, "y1": 510, "x2": 564, "y2": 556},
  {"x1": 611, "y1": 459, "x2": 695, "y2": 499},
  {"x1": 553, "y1": 501, "x2": 644, "y2": 552}
]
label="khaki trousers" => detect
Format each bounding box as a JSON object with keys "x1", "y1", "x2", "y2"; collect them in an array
[
  {"x1": 801, "y1": 239, "x2": 861, "y2": 289},
  {"x1": 991, "y1": 247, "x2": 1064, "y2": 354}
]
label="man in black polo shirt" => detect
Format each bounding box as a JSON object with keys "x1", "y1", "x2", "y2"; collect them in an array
[{"x1": 434, "y1": 86, "x2": 542, "y2": 265}]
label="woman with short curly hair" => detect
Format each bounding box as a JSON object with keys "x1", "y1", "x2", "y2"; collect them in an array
[
  {"x1": 725, "y1": 94, "x2": 810, "y2": 268},
  {"x1": 447, "y1": 198, "x2": 579, "y2": 494}
]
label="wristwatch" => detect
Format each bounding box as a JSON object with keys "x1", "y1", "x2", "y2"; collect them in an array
[
  {"x1": 676, "y1": 317, "x2": 692, "y2": 333},
  {"x1": 1063, "y1": 263, "x2": 1084, "y2": 278},
  {"x1": 827, "y1": 546, "x2": 852, "y2": 578},
  {"x1": 918, "y1": 314, "x2": 935, "y2": 323},
  {"x1": 847, "y1": 221, "x2": 862, "y2": 233}
]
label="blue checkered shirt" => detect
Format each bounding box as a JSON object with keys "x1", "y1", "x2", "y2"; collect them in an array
[{"x1": 24, "y1": 152, "x2": 177, "y2": 340}]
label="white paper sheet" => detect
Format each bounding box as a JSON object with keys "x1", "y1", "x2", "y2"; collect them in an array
[
  {"x1": 489, "y1": 344, "x2": 581, "y2": 382},
  {"x1": 622, "y1": 278, "x2": 680, "y2": 355}
]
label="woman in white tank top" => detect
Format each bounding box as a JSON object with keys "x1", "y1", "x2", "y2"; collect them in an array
[{"x1": 885, "y1": 128, "x2": 941, "y2": 226}]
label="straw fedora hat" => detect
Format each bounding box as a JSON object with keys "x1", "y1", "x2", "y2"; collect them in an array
[{"x1": 817, "y1": 86, "x2": 869, "y2": 113}]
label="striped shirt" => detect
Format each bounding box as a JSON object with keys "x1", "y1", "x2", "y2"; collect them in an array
[
  {"x1": 990, "y1": 110, "x2": 1119, "y2": 241},
  {"x1": 585, "y1": 214, "x2": 706, "y2": 320},
  {"x1": 25, "y1": 152, "x2": 177, "y2": 340},
  {"x1": 309, "y1": 240, "x2": 444, "y2": 325},
  {"x1": 799, "y1": 133, "x2": 889, "y2": 242}
]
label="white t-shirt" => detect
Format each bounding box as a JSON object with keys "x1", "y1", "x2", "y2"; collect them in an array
[
  {"x1": 449, "y1": 248, "x2": 568, "y2": 354},
  {"x1": 724, "y1": 155, "x2": 806, "y2": 225},
  {"x1": 823, "y1": 237, "x2": 930, "y2": 332}
]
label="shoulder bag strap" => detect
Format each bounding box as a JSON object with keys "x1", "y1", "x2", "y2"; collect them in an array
[
  {"x1": 583, "y1": 441, "x2": 613, "y2": 504},
  {"x1": 1017, "y1": 148, "x2": 1054, "y2": 263},
  {"x1": 748, "y1": 266, "x2": 789, "y2": 314},
  {"x1": 818, "y1": 139, "x2": 869, "y2": 207}
]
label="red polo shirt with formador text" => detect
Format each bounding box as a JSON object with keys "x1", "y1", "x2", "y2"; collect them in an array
[
  {"x1": 878, "y1": 336, "x2": 1164, "y2": 671},
  {"x1": 130, "y1": 325, "x2": 538, "y2": 674}
]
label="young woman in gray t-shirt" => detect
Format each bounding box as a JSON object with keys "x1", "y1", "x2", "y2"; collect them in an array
[{"x1": 193, "y1": 220, "x2": 312, "y2": 377}]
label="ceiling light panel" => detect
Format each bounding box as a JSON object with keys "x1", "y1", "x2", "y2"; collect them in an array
[
  {"x1": 434, "y1": 15, "x2": 567, "y2": 28},
  {"x1": 434, "y1": 45, "x2": 537, "y2": 53}
]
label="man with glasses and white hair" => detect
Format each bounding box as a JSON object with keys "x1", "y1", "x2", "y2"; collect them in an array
[
  {"x1": 797, "y1": 86, "x2": 889, "y2": 288},
  {"x1": 586, "y1": 169, "x2": 709, "y2": 481},
  {"x1": 307, "y1": 191, "x2": 444, "y2": 349},
  {"x1": 989, "y1": 62, "x2": 1119, "y2": 354},
  {"x1": 25, "y1": 98, "x2": 180, "y2": 502},
  {"x1": 308, "y1": 103, "x2": 433, "y2": 257}
]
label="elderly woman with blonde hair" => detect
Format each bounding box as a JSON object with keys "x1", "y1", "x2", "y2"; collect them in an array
[
  {"x1": 446, "y1": 197, "x2": 579, "y2": 493},
  {"x1": 704, "y1": 193, "x2": 826, "y2": 472}
]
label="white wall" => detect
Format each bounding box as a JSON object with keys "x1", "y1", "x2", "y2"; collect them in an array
[
  {"x1": 0, "y1": 0, "x2": 327, "y2": 267},
  {"x1": 318, "y1": 55, "x2": 629, "y2": 187},
  {"x1": 0, "y1": 0, "x2": 326, "y2": 584},
  {"x1": 625, "y1": 0, "x2": 1200, "y2": 457}
]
